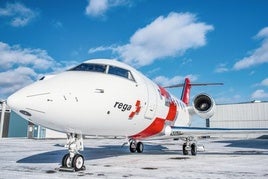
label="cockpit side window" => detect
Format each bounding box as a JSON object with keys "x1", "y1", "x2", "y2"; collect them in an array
[
  {"x1": 69, "y1": 63, "x2": 106, "y2": 73},
  {"x1": 108, "y1": 66, "x2": 135, "y2": 81},
  {"x1": 108, "y1": 66, "x2": 128, "y2": 78},
  {"x1": 127, "y1": 71, "x2": 135, "y2": 81}
]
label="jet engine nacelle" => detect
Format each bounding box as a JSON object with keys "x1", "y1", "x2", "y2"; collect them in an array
[{"x1": 192, "y1": 93, "x2": 215, "y2": 119}]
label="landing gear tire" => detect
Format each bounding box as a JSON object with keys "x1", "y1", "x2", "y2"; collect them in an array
[
  {"x1": 130, "y1": 141, "x2": 137, "y2": 153},
  {"x1": 181, "y1": 137, "x2": 198, "y2": 156},
  {"x1": 72, "y1": 154, "x2": 85, "y2": 171},
  {"x1": 129, "y1": 140, "x2": 144, "y2": 153},
  {"x1": 182, "y1": 143, "x2": 188, "y2": 155},
  {"x1": 136, "y1": 142, "x2": 144, "y2": 153},
  {"x1": 60, "y1": 133, "x2": 85, "y2": 172},
  {"x1": 62, "y1": 154, "x2": 72, "y2": 168},
  {"x1": 61, "y1": 154, "x2": 85, "y2": 171},
  {"x1": 191, "y1": 143, "x2": 197, "y2": 156}
]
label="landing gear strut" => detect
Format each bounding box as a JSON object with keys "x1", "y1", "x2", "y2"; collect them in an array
[
  {"x1": 182, "y1": 137, "x2": 197, "y2": 156},
  {"x1": 60, "y1": 133, "x2": 86, "y2": 171},
  {"x1": 129, "y1": 140, "x2": 144, "y2": 153}
]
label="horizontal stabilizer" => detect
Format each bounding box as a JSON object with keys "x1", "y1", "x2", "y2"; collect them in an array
[{"x1": 164, "y1": 82, "x2": 223, "y2": 88}]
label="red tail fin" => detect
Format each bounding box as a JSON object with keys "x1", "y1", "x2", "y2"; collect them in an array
[
  {"x1": 181, "y1": 78, "x2": 191, "y2": 105},
  {"x1": 164, "y1": 78, "x2": 192, "y2": 106}
]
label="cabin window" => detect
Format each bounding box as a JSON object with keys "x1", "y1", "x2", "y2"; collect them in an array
[{"x1": 69, "y1": 63, "x2": 106, "y2": 73}]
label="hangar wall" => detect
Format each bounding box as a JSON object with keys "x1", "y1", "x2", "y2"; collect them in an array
[
  {"x1": 0, "y1": 108, "x2": 11, "y2": 137},
  {"x1": 1, "y1": 103, "x2": 65, "y2": 138},
  {"x1": 209, "y1": 101, "x2": 268, "y2": 128}
]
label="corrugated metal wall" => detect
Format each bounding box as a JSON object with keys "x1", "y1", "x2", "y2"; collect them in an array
[
  {"x1": 0, "y1": 110, "x2": 10, "y2": 137},
  {"x1": 210, "y1": 102, "x2": 268, "y2": 128}
]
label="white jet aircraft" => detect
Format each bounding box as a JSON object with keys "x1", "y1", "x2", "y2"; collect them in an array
[{"x1": 6, "y1": 59, "x2": 265, "y2": 171}]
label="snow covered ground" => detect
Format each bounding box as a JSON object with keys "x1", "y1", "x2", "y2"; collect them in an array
[{"x1": 0, "y1": 137, "x2": 267, "y2": 178}]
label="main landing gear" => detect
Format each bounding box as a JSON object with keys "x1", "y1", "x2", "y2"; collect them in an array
[
  {"x1": 129, "y1": 140, "x2": 144, "y2": 153},
  {"x1": 182, "y1": 137, "x2": 198, "y2": 156},
  {"x1": 60, "y1": 133, "x2": 86, "y2": 172}
]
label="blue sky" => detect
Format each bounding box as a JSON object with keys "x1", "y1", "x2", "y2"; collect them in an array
[{"x1": 0, "y1": 0, "x2": 268, "y2": 104}]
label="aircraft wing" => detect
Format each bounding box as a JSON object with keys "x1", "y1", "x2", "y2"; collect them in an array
[{"x1": 166, "y1": 126, "x2": 268, "y2": 138}]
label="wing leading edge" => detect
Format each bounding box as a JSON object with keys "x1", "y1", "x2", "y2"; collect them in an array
[{"x1": 166, "y1": 126, "x2": 268, "y2": 137}]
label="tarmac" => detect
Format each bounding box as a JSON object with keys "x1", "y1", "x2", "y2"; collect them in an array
[{"x1": 0, "y1": 137, "x2": 268, "y2": 178}]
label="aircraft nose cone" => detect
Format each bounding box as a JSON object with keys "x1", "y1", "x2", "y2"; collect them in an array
[{"x1": 7, "y1": 90, "x2": 27, "y2": 113}]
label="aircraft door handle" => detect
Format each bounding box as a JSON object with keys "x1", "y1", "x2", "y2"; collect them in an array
[{"x1": 94, "y1": 89, "x2": 104, "y2": 93}]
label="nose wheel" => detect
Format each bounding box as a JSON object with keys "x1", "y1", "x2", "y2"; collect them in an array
[
  {"x1": 62, "y1": 154, "x2": 72, "y2": 168},
  {"x1": 62, "y1": 153, "x2": 85, "y2": 171},
  {"x1": 60, "y1": 133, "x2": 86, "y2": 172}
]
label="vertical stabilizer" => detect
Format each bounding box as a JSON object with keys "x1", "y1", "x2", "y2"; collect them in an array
[{"x1": 181, "y1": 78, "x2": 191, "y2": 105}]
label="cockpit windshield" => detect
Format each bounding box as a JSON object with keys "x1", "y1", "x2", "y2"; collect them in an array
[
  {"x1": 69, "y1": 63, "x2": 106, "y2": 73},
  {"x1": 69, "y1": 63, "x2": 136, "y2": 82}
]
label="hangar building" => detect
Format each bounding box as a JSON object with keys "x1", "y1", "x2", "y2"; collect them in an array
[
  {"x1": 208, "y1": 101, "x2": 268, "y2": 128},
  {"x1": 1, "y1": 101, "x2": 65, "y2": 138}
]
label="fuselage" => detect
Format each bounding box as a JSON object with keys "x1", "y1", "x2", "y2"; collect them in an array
[{"x1": 7, "y1": 59, "x2": 190, "y2": 139}]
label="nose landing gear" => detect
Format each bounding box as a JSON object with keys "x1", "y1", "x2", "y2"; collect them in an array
[{"x1": 60, "y1": 133, "x2": 86, "y2": 172}]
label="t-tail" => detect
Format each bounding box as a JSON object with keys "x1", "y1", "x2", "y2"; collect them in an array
[{"x1": 165, "y1": 78, "x2": 223, "y2": 106}]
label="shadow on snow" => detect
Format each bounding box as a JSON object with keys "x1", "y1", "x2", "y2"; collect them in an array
[
  {"x1": 16, "y1": 139, "x2": 268, "y2": 164},
  {"x1": 16, "y1": 144, "x2": 173, "y2": 164}
]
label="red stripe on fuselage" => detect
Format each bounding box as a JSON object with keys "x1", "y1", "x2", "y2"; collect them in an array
[
  {"x1": 129, "y1": 117, "x2": 165, "y2": 140},
  {"x1": 130, "y1": 87, "x2": 177, "y2": 139},
  {"x1": 166, "y1": 101, "x2": 177, "y2": 121},
  {"x1": 159, "y1": 85, "x2": 177, "y2": 121}
]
